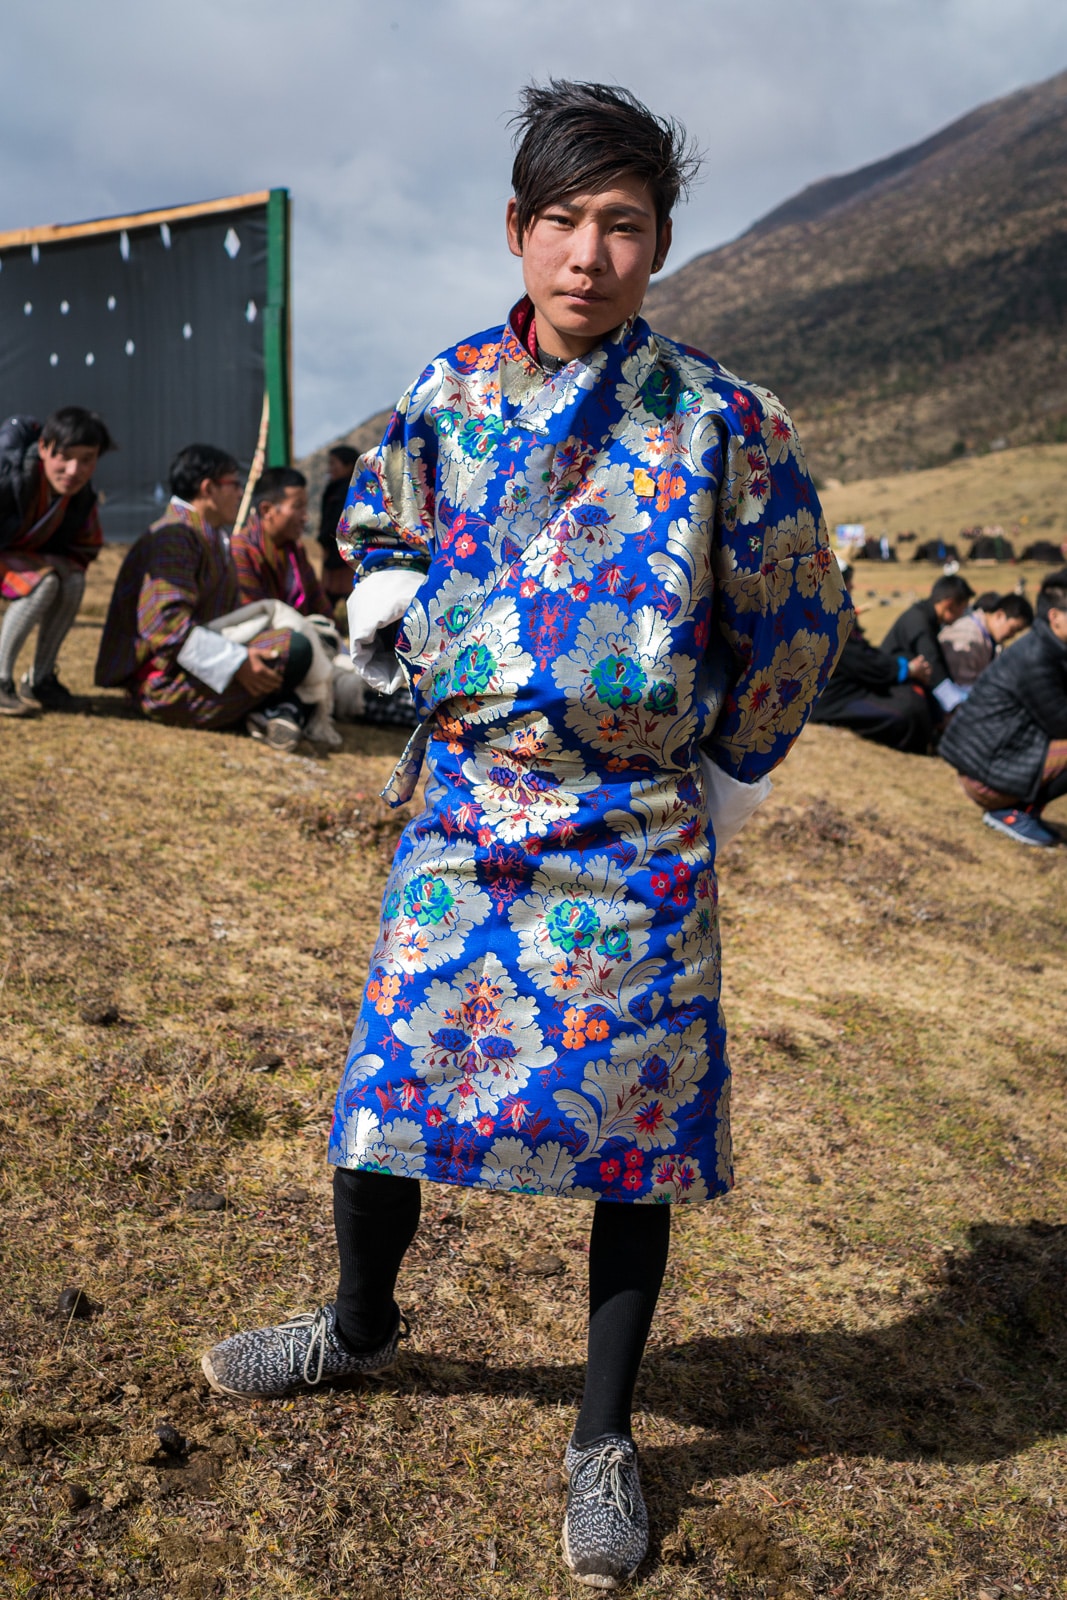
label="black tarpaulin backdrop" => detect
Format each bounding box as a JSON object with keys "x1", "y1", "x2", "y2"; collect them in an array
[{"x1": 0, "y1": 204, "x2": 269, "y2": 540}]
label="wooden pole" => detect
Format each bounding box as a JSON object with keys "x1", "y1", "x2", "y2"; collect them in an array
[{"x1": 232, "y1": 390, "x2": 270, "y2": 539}]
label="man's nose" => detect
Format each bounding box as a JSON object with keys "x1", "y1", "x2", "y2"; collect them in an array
[{"x1": 570, "y1": 223, "x2": 608, "y2": 274}]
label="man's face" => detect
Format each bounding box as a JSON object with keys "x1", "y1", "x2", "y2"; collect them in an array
[
  {"x1": 199, "y1": 471, "x2": 243, "y2": 528},
  {"x1": 327, "y1": 455, "x2": 351, "y2": 481},
  {"x1": 987, "y1": 609, "x2": 1028, "y2": 645},
  {"x1": 260, "y1": 486, "x2": 308, "y2": 545},
  {"x1": 39, "y1": 440, "x2": 99, "y2": 497},
  {"x1": 506, "y1": 173, "x2": 671, "y2": 361},
  {"x1": 934, "y1": 596, "x2": 969, "y2": 626}
]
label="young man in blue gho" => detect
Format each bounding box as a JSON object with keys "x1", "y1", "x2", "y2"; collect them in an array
[{"x1": 202, "y1": 81, "x2": 850, "y2": 1588}]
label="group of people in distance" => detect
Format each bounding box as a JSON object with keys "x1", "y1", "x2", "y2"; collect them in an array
[
  {"x1": 0, "y1": 416, "x2": 411, "y2": 749},
  {"x1": 812, "y1": 563, "x2": 1067, "y2": 848}
]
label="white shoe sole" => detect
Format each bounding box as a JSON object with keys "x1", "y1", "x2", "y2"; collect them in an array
[
  {"x1": 200, "y1": 1346, "x2": 399, "y2": 1398},
  {"x1": 561, "y1": 1522, "x2": 629, "y2": 1589},
  {"x1": 982, "y1": 813, "x2": 1056, "y2": 847}
]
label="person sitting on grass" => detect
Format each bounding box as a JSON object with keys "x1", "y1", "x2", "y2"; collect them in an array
[
  {"x1": 938, "y1": 590, "x2": 1033, "y2": 688},
  {"x1": 0, "y1": 406, "x2": 113, "y2": 717},
  {"x1": 232, "y1": 466, "x2": 332, "y2": 618},
  {"x1": 880, "y1": 573, "x2": 975, "y2": 716},
  {"x1": 94, "y1": 443, "x2": 314, "y2": 753},
  {"x1": 199, "y1": 78, "x2": 850, "y2": 1592},
  {"x1": 810, "y1": 560, "x2": 933, "y2": 752},
  {"x1": 939, "y1": 567, "x2": 1067, "y2": 848},
  {"x1": 911, "y1": 536, "x2": 960, "y2": 563},
  {"x1": 318, "y1": 445, "x2": 358, "y2": 608}
]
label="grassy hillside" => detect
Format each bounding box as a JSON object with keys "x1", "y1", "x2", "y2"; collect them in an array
[
  {"x1": 818, "y1": 440, "x2": 1067, "y2": 547},
  {"x1": 1, "y1": 535, "x2": 1065, "y2": 1599}
]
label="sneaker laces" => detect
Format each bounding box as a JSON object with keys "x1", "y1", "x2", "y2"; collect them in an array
[
  {"x1": 272, "y1": 1307, "x2": 334, "y2": 1386},
  {"x1": 574, "y1": 1442, "x2": 636, "y2": 1518}
]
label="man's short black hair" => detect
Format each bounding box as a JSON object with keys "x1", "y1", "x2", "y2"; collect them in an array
[
  {"x1": 991, "y1": 593, "x2": 1034, "y2": 626},
  {"x1": 972, "y1": 590, "x2": 1002, "y2": 612},
  {"x1": 40, "y1": 405, "x2": 114, "y2": 455},
  {"x1": 931, "y1": 574, "x2": 975, "y2": 605},
  {"x1": 510, "y1": 80, "x2": 701, "y2": 241},
  {"x1": 328, "y1": 445, "x2": 358, "y2": 469},
  {"x1": 1037, "y1": 566, "x2": 1067, "y2": 621},
  {"x1": 253, "y1": 465, "x2": 307, "y2": 508},
  {"x1": 169, "y1": 444, "x2": 239, "y2": 502}
]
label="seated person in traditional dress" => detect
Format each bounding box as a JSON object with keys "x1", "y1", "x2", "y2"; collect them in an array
[
  {"x1": 95, "y1": 444, "x2": 314, "y2": 753},
  {"x1": 880, "y1": 574, "x2": 974, "y2": 715},
  {"x1": 0, "y1": 406, "x2": 113, "y2": 716},
  {"x1": 969, "y1": 529, "x2": 1015, "y2": 562},
  {"x1": 911, "y1": 537, "x2": 960, "y2": 563},
  {"x1": 858, "y1": 535, "x2": 896, "y2": 562},
  {"x1": 940, "y1": 568, "x2": 1067, "y2": 848},
  {"x1": 318, "y1": 446, "x2": 358, "y2": 607},
  {"x1": 232, "y1": 466, "x2": 330, "y2": 617},
  {"x1": 938, "y1": 591, "x2": 1033, "y2": 687},
  {"x1": 810, "y1": 562, "x2": 933, "y2": 752},
  {"x1": 1020, "y1": 539, "x2": 1066, "y2": 563}
]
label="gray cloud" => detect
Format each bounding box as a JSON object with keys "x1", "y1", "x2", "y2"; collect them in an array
[{"x1": 3, "y1": 0, "x2": 1066, "y2": 451}]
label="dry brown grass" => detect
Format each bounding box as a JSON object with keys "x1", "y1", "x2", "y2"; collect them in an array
[{"x1": 1, "y1": 544, "x2": 1065, "y2": 1599}]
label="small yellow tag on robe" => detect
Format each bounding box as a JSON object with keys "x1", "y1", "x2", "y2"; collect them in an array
[{"x1": 633, "y1": 468, "x2": 656, "y2": 498}]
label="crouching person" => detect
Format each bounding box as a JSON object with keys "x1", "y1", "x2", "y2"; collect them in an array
[
  {"x1": 0, "y1": 407, "x2": 113, "y2": 715},
  {"x1": 939, "y1": 567, "x2": 1067, "y2": 847},
  {"x1": 94, "y1": 444, "x2": 314, "y2": 752}
]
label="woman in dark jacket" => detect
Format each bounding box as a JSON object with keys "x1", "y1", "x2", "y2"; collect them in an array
[{"x1": 939, "y1": 568, "x2": 1067, "y2": 847}]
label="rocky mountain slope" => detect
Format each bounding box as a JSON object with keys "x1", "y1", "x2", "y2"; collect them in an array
[{"x1": 644, "y1": 67, "x2": 1067, "y2": 480}]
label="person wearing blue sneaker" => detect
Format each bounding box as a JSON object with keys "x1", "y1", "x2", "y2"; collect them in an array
[{"x1": 940, "y1": 567, "x2": 1067, "y2": 847}]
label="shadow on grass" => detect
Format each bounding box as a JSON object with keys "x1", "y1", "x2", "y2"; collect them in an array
[
  {"x1": 27, "y1": 691, "x2": 414, "y2": 761},
  {"x1": 403, "y1": 1221, "x2": 1066, "y2": 1490}
]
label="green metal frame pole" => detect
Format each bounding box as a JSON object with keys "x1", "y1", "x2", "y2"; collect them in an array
[{"x1": 263, "y1": 188, "x2": 291, "y2": 466}]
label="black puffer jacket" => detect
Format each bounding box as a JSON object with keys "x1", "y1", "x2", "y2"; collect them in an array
[
  {"x1": 939, "y1": 619, "x2": 1067, "y2": 801},
  {"x1": 0, "y1": 415, "x2": 97, "y2": 553}
]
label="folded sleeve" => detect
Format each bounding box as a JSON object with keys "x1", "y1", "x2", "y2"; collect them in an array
[
  {"x1": 346, "y1": 568, "x2": 425, "y2": 692},
  {"x1": 704, "y1": 385, "x2": 854, "y2": 783},
  {"x1": 336, "y1": 366, "x2": 441, "y2": 580},
  {"x1": 176, "y1": 625, "x2": 248, "y2": 694}
]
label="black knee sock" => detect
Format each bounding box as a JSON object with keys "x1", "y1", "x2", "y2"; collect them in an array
[
  {"x1": 332, "y1": 1166, "x2": 421, "y2": 1352},
  {"x1": 574, "y1": 1201, "x2": 671, "y2": 1447}
]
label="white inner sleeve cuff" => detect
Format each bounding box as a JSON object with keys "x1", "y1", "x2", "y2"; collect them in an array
[
  {"x1": 346, "y1": 568, "x2": 424, "y2": 693},
  {"x1": 699, "y1": 753, "x2": 773, "y2": 849},
  {"x1": 176, "y1": 625, "x2": 248, "y2": 695}
]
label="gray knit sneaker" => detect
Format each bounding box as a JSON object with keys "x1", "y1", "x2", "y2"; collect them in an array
[
  {"x1": 562, "y1": 1435, "x2": 648, "y2": 1589},
  {"x1": 201, "y1": 1302, "x2": 405, "y2": 1397},
  {"x1": 0, "y1": 677, "x2": 34, "y2": 717}
]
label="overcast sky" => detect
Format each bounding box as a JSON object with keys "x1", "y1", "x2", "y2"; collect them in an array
[{"x1": 3, "y1": 0, "x2": 1067, "y2": 455}]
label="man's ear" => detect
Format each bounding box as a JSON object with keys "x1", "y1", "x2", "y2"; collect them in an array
[
  {"x1": 651, "y1": 217, "x2": 673, "y2": 274},
  {"x1": 505, "y1": 197, "x2": 523, "y2": 259}
]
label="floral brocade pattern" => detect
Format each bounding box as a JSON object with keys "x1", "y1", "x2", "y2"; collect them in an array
[{"x1": 329, "y1": 304, "x2": 850, "y2": 1202}]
